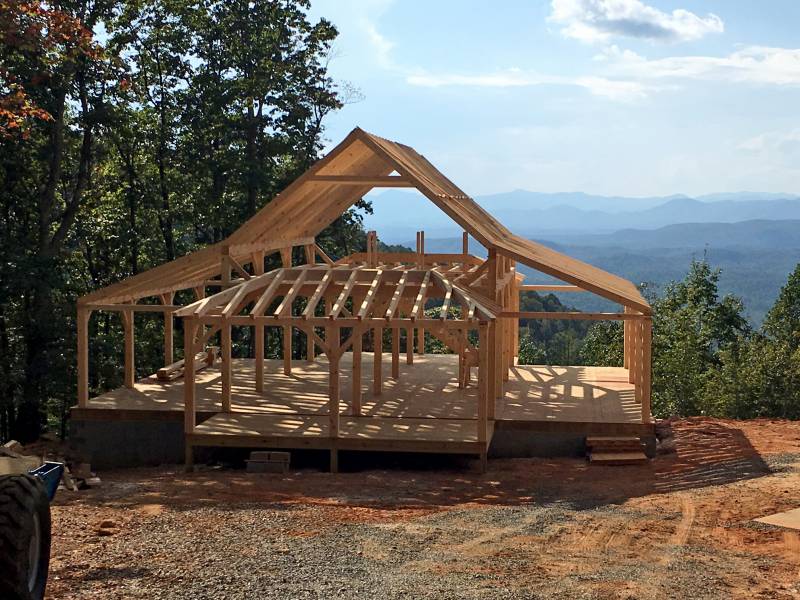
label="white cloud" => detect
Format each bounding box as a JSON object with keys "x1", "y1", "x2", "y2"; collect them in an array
[
  {"x1": 407, "y1": 68, "x2": 652, "y2": 102},
  {"x1": 407, "y1": 69, "x2": 551, "y2": 88},
  {"x1": 549, "y1": 0, "x2": 723, "y2": 44},
  {"x1": 360, "y1": 19, "x2": 395, "y2": 68},
  {"x1": 738, "y1": 129, "x2": 800, "y2": 159},
  {"x1": 608, "y1": 46, "x2": 800, "y2": 85},
  {"x1": 574, "y1": 76, "x2": 650, "y2": 100}
]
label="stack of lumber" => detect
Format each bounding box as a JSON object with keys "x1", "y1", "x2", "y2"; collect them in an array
[
  {"x1": 586, "y1": 436, "x2": 648, "y2": 465},
  {"x1": 157, "y1": 346, "x2": 219, "y2": 381}
]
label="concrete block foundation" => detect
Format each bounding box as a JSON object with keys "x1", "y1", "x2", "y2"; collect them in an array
[
  {"x1": 70, "y1": 416, "x2": 657, "y2": 468},
  {"x1": 490, "y1": 430, "x2": 657, "y2": 459},
  {"x1": 69, "y1": 418, "x2": 186, "y2": 469}
]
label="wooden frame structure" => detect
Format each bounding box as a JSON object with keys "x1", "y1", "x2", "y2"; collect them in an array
[{"x1": 76, "y1": 128, "x2": 653, "y2": 472}]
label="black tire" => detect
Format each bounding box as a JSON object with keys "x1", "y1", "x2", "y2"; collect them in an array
[{"x1": 0, "y1": 475, "x2": 51, "y2": 600}]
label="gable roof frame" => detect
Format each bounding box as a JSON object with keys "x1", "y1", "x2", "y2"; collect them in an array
[{"x1": 79, "y1": 127, "x2": 650, "y2": 314}]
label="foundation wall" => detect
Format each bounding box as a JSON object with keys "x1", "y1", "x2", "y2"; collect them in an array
[
  {"x1": 70, "y1": 413, "x2": 656, "y2": 468},
  {"x1": 489, "y1": 430, "x2": 657, "y2": 459}
]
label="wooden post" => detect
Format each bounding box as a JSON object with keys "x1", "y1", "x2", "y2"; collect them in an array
[
  {"x1": 512, "y1": 271, "x2": 520, "y2": 359},
  {"x1": 391, "y1": 327, "x2": 400, "y2": 379},
  {"x1": 623, "y1": 307, "x2": 631, "y2": 370},
  {"x1": 629, "y1": 316, "x2": 638, "y2": 385},
  {"x1": 251, "y1": 250, "x2": 265, "y2": 275},
  {"x1": 122, "y1": 308, "x2": 135, "y2": 388},
  {"x1": 489, "y1": 319, "x2": 500, "y2": 396},
  {"x1": 489, "y1": 321, "x2": 498, "y2": 417},
  {"x1": 329, "y1": 328, "x2": 340, "y2": 473},
  {"x1": 77, "y1": 306, "x2": 91, "y2": 407},
  {"x1": 280, "y1": 247, "x2": 292, "y2": 268},
  {"x1": 458, "y1": 350, "x2": 465, "y2": 389},
  {"x1": 306, "y1": 328, "x2": 315, "y2": 362},
  {"x1": 220, "y1": 251, "x2": 232, "y2": 285},
  {"x1": 283, "y1": 326, "x2": 292, "y2": 375},
  {"x1": 487, "y1": 248, "x2": 498, "y2": 294},
  {"x1": 373, "y1": 326, "x2": 383, "y2": 395},
  {"x1": 478, "y1": 322, "x2": 489, "y2": 472},
  {"x1": 352, "y1": 330, "x2": 362, "y2": 415},
  {"x1": 642, "y1": 317, "x2": 652, "y2": 424},
  {"x1": 462, "y1": 231, "x2": 469, "y2": 255},
  {"x1": 221, "y1": 319, "x2": 232, "y2": 412},
  {"x1": 324, "y1": 298, "x2": 333, "y2": 359},
  {"x1": 329, "y1": 356, "x2": 340, "y2": 437},
  {"x1": 304, "y1": 243, "x2": 315, "y2": 265},
  {"x1": 487, "y1": 320, "x2": 496, "y2": 405},
  {"x1": 161, "y1": 292, "x2": 174, "y2": 366},
  {"x1": 255, "y1": 324, "x2": 264, "y2": 392},
  {"x1": 405, "y1": 326, "x2": 413, "y2": 364},
  {"x1": 416, "y1": 327, "x2": 425, "y2": 356},
  {"x1": 184, "y1": 318, "x2": 198, "y2": 470}
]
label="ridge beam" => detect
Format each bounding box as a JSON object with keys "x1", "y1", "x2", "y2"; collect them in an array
[{"x1": 308, "y1": 175, "x2": 414, "y2": 187}]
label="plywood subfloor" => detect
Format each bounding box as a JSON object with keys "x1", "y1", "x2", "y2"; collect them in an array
[
  {"x1": 755, "y1": 508, "x2": 800, "y2": 531},
  {"x1": 82, "y1": 354, "x2": 643, "y2": 425}
]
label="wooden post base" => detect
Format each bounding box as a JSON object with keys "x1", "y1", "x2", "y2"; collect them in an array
[
  {"x1": 185, "y1": 443, "x2": 194, "y2": 473},
  {"x1": 329, "y1": 449, "x2": 338, "y2": 473},
  {"x1": 478, "y1": 452, "x2": 488, "y2": 474}
]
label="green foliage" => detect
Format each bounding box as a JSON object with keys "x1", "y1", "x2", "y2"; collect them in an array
[
  {"x1": 580, "y1": 259, "x2": 800, "y2": 420},
  {"x1": 517, "y1": 333, "x2": 546, "y2": 365},
  {"x1": 763, "y1": 263, "x2": 800, "y2": 351},
  {"x1": 579, "y1": 321, "x2": 623, "y2": 367},
  {"x1": 0, "y1": 0, "x2": 350, "y2": 442},
  {"x1": 650, "y1": 259, "x2": 749, "y2": 417},
  {"x1": 706, "y1": 264, "x2": 800, "y2": 419},
  {"x1": 3, "y1": 3, "x2": 800, "y2": 442},
  {"x1": 516, "y1": 291, "x2": 590, "y2": 365}
]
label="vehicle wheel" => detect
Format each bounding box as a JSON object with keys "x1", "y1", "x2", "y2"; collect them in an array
[{"x1": 0, "y1": 475, "x2": 51, "y2": 600}]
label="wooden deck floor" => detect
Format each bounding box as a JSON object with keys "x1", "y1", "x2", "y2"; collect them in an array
[
  {"x1": 76, "y1": 355, "x2": 648, "y2": 457},
  {"x1": 78, "y1": 354, "x2": 643, "y2": 425}
]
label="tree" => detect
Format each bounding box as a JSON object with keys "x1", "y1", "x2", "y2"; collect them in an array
[
  {"x1": 579, "y1": 321, "x2": 623, "y2": 367},
  {"x1": 0, "y1": 0, "x2": 121, "y2": 441},
  {"x1": 0, "y1": 0, "x2": 350, "y2": 442},
  {"x1": 650, "y1": 259, "x2": 748, "y2": 417},
  {"x1": 0, "y1": 0, "x2": 94, "y2": 138},
  {"x1": 708, "y1": 263, "x2": 800, "y2": 419},
  {"x1": 763, "y1": 263, "x2": 800, "y2": 352}
]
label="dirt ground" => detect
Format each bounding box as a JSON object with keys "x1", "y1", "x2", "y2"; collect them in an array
[{"x1": 46, "y1": 418, "x2": 800, "y2": 599}]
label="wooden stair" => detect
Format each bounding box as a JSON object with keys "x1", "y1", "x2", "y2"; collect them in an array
[{"x1": 586, "y1": 436, "x2": 648, "y2": 465}]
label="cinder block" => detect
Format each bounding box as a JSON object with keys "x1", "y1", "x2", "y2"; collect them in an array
[
  {"x1": 246, "y1": 460, "x2": 289, "y2": 474},
  {"x1": 249, "y1": 451, "x2": 290, "y2": 463}
]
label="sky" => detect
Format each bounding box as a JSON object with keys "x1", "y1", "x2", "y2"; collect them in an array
[{"x1": 308, "y1": 0, "x2": 800, "y2": 197}]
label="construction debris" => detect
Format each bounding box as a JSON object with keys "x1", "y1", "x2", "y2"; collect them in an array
[
  {"x1": 2, "y1": 439, "x2": 23, "y2": 453},
  {"x1": 61, "y1": 464, "x2": 78, "y2": 491},
  {"x1": 0, "y1": 435, "x2": 102, "y2": 491}
]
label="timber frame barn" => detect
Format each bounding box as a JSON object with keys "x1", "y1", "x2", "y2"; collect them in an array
[{"x1": 74, "y1": 128, "x2": 654, "y2": 471}]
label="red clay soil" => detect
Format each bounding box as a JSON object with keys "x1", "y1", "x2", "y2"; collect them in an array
[{"x1": 46, "y1": 418, "x2": 800, "y2": 599}]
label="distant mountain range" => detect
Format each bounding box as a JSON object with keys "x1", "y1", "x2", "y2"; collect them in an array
[
  {"x1": 362, "y1": 190, "x2": 800, "y2": 324},
  {"x1": 408, "y1": 219, "x2": 800, "y2": 325},
  {"x1": 538, "y1": 220, "x2": 800, "y2": 250},
  {"x1": 364, "y1": 190, "x2": 800, "y2": 242}
]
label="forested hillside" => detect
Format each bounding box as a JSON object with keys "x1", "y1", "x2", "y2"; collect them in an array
[
  {"x1": 0, "y1": 0, "x2": 367, "y2": 442},
  {"x1": 2, "y1": 1, "x2": 798, "y2": 445},
  {"x1": 580, "y1": 261, "x2": 800, "y2": 420}
]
